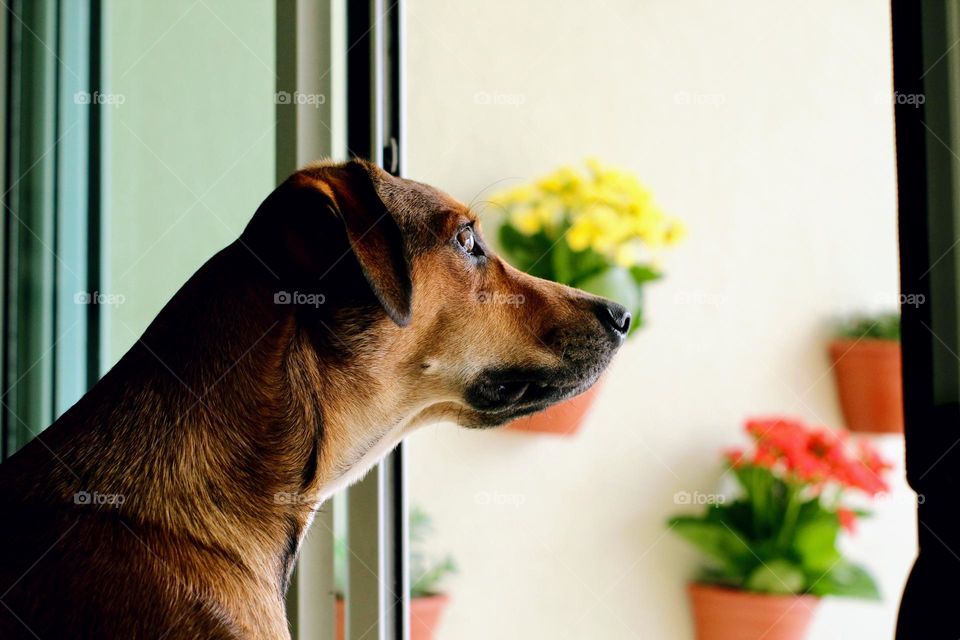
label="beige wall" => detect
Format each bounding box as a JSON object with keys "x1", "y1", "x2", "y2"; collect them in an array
[{"x1": 405, "y1": 1, "x2": 913, "y2": 638}]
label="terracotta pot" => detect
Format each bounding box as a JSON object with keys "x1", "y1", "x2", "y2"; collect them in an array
[
  {"x1": 335, "y1": 594, "x2": 449, "y2": 640},
  {"x1": 409, "y1": 594, "x2": 450, "y2": 640},
  {"x1": 336, "y1": 598, "x2": 344, "y2": 639},
  {"x1": 828, "y1": 339, "x2": 903, "y2": 433},
  {"x1": 505, "y1": 380, "x2": 603, "y2": 436},
  {"x1": 688, "y1": 584, "x2": 818, "y2": 640}
]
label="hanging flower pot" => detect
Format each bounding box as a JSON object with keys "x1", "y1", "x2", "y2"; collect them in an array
[
  {"x1": 829, "y1": 313, "x2": 903, "y2": 433},
  {"x1": 489, "y1": 160, "x2": 685, "y2": 436},
  {"x1": 669, "y1": 417, "x2": 892, "y2": 640},
  {"x1": 506, "y1": 379, "x2": 603, "y2": 436},
  {"x1": 687, "y1": 583, "x2": 818, "y2": 640},
  {"x1": 409, "y1": 594, "x2": 450, "y2": 640}
]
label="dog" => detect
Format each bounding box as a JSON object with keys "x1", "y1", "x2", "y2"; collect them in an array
[{"x1": 0, "y1": 159, "x2": 630, "y2": 639}]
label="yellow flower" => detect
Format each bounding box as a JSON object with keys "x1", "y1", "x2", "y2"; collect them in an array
[
  {"x1": 496, "y1": 159, "x2": 685, "y2": 263},
  {"x1": 614, "y1": 243, "x2": 638, "y2": 268},
  {"x1": 490, "y1": 184, "x2": 535, "y2": 208},
  {"x1": 578, "y1": 204, "x2": 631, "y2": 253},
  {"x1": 638, "y1": 222, "x2": 667, "y2": 248},
  {"x1": 665, "y1": 221, "x2": 687, "y2": 245},
  {"x1": 566, "y1": 217, "x2": 597, "y2": 251},
  {"x1": 511, "y1": 207, "x2": 542, "y2": 235}
]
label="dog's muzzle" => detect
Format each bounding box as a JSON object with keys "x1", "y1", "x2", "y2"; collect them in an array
[
  {"x1": 463, "y1": 298, "x2": 630, "y2": 423},
  {"x1": 466, "y1": 368, "x2": 569, "y2": 413}
]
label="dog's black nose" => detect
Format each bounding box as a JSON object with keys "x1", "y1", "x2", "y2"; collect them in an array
[{"x1": 596, "y1": 301, "x2": 631, "y2": 338}]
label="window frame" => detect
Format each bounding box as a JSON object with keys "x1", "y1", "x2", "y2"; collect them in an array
[
  {"x1": 893, "y1": 0, "x2": 960, "y2": 635},
  {"x1": 1, "y1": 0, "x2": 100, "y2": 460}
]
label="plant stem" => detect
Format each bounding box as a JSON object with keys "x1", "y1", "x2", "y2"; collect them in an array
[
  {"x1": 750, "y1": 470, "x2": 761, "y2": 536},
  {"x1": 777, "y1": 483, "x2": 801, "y2": 549}
]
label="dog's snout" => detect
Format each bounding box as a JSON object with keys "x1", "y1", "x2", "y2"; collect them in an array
[{"x1": 595, "y1": 300, "x2": 631, "y2": 339}]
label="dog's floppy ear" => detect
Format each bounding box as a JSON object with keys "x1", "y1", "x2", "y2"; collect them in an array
[
  {"x1": 248, "y1": 160, "x2": 413, "y2": 326},
  {"x1": 307, "y1": 160, "x2": 412, "y2": 326}
]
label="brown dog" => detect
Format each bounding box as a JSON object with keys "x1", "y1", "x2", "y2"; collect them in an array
[{"x1": 0, "y1": 159, "x2": 629, "y2": 639}]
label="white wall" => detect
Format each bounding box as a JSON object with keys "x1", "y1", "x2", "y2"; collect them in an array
[{"x1": 405, "y1": 1, "x2": 914, "y2": 638}]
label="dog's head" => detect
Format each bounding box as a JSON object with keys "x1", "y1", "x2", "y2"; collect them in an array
[{"x1": 244, "y1": 159, "x2": 629, "y2": 430}]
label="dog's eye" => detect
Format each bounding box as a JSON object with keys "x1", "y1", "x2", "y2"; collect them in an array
[{"x1": 456, "y1": 227, "x2": 476, "y2": 254}]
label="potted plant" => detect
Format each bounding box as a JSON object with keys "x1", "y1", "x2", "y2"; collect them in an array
[
  {"x1": 408, "y1": 506, "x2": 457, "y2": 639},
  {"x1": 668, "y1": 417, "x2": 891, "y2": 640},
  {"x1": 828, "y1": 312, "x2": 903, "y2": 433},
  {"x1": 489, "y1": 159, "x2": 685, "y2": 435},
  {"x1": 335, "y1": 506, "x2": 456, "y2": 640}
]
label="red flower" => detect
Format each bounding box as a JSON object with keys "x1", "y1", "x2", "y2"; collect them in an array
[
  {"x1": 837, "y1": 507, "x2": 857, "y2": 533},
  {"x1": 752, "y1": 442, "x2": 779, "y2": 469},
  {"x1": 738, "y1": 416, "x2": 892, "y2": 495},
  {"x1": 724, "y1": 447, "x2": 746, "y2": 468}
]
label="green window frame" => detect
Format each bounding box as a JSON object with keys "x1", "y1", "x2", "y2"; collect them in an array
[{"x1": 1, "y1": 0, "x2": 101, "y2": 459}]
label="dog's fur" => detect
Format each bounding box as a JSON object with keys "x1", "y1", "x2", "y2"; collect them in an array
[{"x1": 0, "y1": 160, "x2": 628, "y2": 639}]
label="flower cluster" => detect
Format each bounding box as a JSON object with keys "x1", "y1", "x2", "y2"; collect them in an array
[
  {"x1": 491, "y1": 159, "x2": 685, "y2": 268},
  {"x1": 668, "y1": 417, "x2": 891, "y2": 599},
  {"x1": 725, "y1": 416, "x2": 891, "y2": 498}
]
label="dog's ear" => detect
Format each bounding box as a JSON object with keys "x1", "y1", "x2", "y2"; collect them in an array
[
  {"x1": 250, "y1": 160, "x2": 413, "y2": 327},
  {"x1": 310, "y1": 161, "x2": 412, "y2": 326}
]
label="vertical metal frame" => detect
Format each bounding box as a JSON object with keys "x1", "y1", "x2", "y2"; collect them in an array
[
  {"x1": 893, "y1": 0, "x2": 960, "y2": 635},
  {"x1": 2, "y1": 0, "x2": 58, "y2": 458},
  {"x1": 2, "y1": 0, "x2": 99, "y2": 459},
  {"x1": 0, "y1": 0, "x2": 7, "y2": 440},
  {"x1": 276, "y1": 2, "x2": 346, "y2": 639},
  {"x1": 345, "y1": 1, "x2": 408, "y2": 638},
  {"x1": 54, "y1": 0, "x2": 96, "y2": 416}
]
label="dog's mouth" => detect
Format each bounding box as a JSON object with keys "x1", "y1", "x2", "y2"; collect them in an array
[
  {"x1": 461, "y1": 304, "x2": 627, "y2": 427},
  {"x1": 463, "y1": 366, "x2": 600, "y2": 425}
]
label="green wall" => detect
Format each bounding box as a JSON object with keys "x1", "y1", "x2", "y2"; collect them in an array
[{"x1": 101, "y1": 0, "x2": 276, "y2": 366}]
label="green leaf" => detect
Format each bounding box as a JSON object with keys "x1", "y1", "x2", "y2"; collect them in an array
[
  {"x1": 577, "y1": 266, "x2": 645, "y2": 333},
  {"x1": 497, "y1": 225, "x2": 556, "y2": 281},
  {"x1": 411, "y1": 555, "x2": 457, "y2": 598},
  {"x1": 704, "y1": 501, "x2": 755, "y2": 537},
  {"x1": 551, "y1": 236, "x2": 575, "y2": 285},
  {"x1": 732, "y1": 464, "x2": 787, "y2": 539},
  {"x1": 669, "y1": 515, "x2": 754, "y2": 577},
  {"x1": 793, "y1": 512, "x2": 841, "y2": 574},
  {"x1": 568, "y1": 247, "x2": 610, "y2": 285},
  {"x1": 744, "y1": 559, "x2": 806, "y2": 594},
  {"x1": 576, "y1": 266, "x2": 637, "y2": 305},
  {"x1": 628, "y1": 264, "x2": 662, "y2": 286},
  {"x1": 836, "y1": 312, "x2": 900, "y2": 341},
  {"x1": 810, "y1": 561, "x2": 881, "y2": 600}
]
